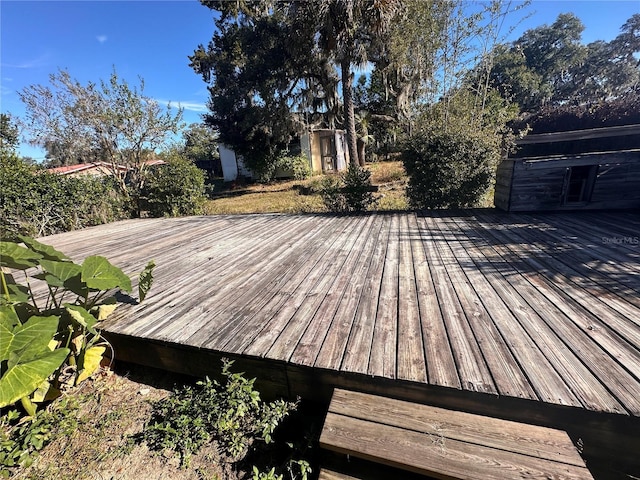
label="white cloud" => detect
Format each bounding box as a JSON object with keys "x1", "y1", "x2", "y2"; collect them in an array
[
  {"x1": 1, "y1": 54, "x2": 49, "y2": 69},
  {"x1": 156, "y1": 99, "x2": 208, "y2": 113},
  {"x1": 96, "y1": 35, "x2": 108, "y2": 44}
]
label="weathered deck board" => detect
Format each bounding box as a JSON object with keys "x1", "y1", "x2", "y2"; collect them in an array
[
  {"x1": 321, "y1": 389, "x2": 594, "y2": 480},
  {"x1": 39, "y1": 212, "x2": 640, "y2": 419}
]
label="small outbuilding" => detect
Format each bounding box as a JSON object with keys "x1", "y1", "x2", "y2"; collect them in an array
[
  {"x1": 300, "y1": 129, "x2": 349, "y2": 174},
  {"x1": 219, "y1": 129, "x2": 349, "y2": 182},
  {"x1": 494, "y1": 125, "x2": 640, "y2": 212}
]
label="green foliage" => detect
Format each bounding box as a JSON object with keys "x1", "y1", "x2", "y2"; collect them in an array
[
  {"x1": 258, "y1": 153, "x2": 312, "y2": 183},
  {"x1": 138, "y1": 260, "x2": 156, "y2": 303},
  {"x1": 253, "y1": 466, "x2": 283, "y2": 480},
  {"x1": 142, "y1": 157, "x2": 207, "y2": 217},
  {"x1": 181, "y1": 122, "x2": 221, "y2": 178},
  {"x1": 0, "y1": 312, "x2": 69, "y2": 413},
  {"x1": 277, "y1": 155, "x2": 311, "y2": 181},
  {"x1": 403, "y1": 128, "x2": 501, "y2": 209},
  {"x1": 0, "y1": 114, "x2": 19, "y2": 156},
  {"x1": 486, "y1": 13, "x2": 640, "y2": 110},
  {"x1": 141, "y1": 359, "x2": 297, "y2": 468},
  {"x1": 1, "y1": 397, "x2": 79, "y2": 476},
  {"x1": 19, "y1": 68, "x2": 184, "y2": 215},
  {"x1": 0, "y1": 235, "x2": 152, "y2": 416},
  {"x1": 321, "y1": 164, "x2": 377, "y2": 213},
  {"x1": 0, "y1": 155, "x2": 127, "y2": 238}
]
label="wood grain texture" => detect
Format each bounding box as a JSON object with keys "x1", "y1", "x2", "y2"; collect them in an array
[
  {"x1": 320, "y1": 389, "x2": 593, "y2": 480},
  {"x1": 38, "y1": 212, "x2": 640, "y2": 419},
  {"x1": 495, "y1": 151, "x2": 640, "y2": 212}
]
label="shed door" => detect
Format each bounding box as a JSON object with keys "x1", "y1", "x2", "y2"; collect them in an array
[{"x1": 320, "y1": 135, "x2": 336, "y2": 172}]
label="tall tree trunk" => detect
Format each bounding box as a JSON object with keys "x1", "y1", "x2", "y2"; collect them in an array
[
  {"x1": 341, "y1": 58, "x2": 359, "y2": 166},
  {"x1": 357, "y1": 138, "x2": 366, "y2": 166}
]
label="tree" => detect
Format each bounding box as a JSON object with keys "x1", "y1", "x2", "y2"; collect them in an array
[
  {"x1": 180, "y1": 123, "x2": 221, "y2": 178},
  {"x1": 192, "y1": 0, "x2": 410, "y2": 171},
  {"x1": 487, "y1": 13, "x2": 640, "y2": 110},
  {"x1": 19, "y1": 69, "x2": 184, "y2": 215},
  {"x1": 190, "y1": 4, "x2": 318, "y2": 176},
  {"x1": 0, "y1": 113, "x2": 19, "y2": 156},
  {"x1": 308, "y1": 0, "x2": 402, "y2": 166}
]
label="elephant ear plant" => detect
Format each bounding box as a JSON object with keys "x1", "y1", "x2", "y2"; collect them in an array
[{"x1": 0, "y1": 235, "x2": 154, "y2": 417}]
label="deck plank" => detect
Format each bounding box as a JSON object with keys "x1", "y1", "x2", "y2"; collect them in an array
[
  {"x1": 419, "y1": 215, "x2": 497, "y2": 394},
  {"x1": 265, "y1": 216, "x2": 368, "y2": 362},
  {"x1": 37, "y1": 212, "x2": 640, "y2": 422},
  {"x1": 314, "y1": 215, "x2": 387, "y2": 371},
  {"x1": 321, "y1": 389, "x2": 593, "y2": 480},
  {"x1": 367, "y1": 213, "x2": 400, "y2": 378},
  {"x1": 340, "y1": 213, "x2": 392, "y2": 375},
  {"x1": 291, "y1": 215, "x2": 381, "y2": 368},
  {"x1": 461, "y1": 213, "x2": 634, "y2": 414},
  {"x1": 429, "y1": 215, "x2": 538, "y2": 401},
  {"x1": 396, "y1": 214, "x2": 428, "y2": 383},
  {"x1": 408, "y1": 213, "x2": 460, "y2": 389},
  {"x1": 242, "y1": 215, "x2": 357, "y2": 356}
]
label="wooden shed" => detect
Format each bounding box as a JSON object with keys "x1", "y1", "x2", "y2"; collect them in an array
[
  {"x1": 300, "y1": 129, "x2": 349, "y2": 174},
  {"x1": 495, "y1": 125, "x2": 640, "y2": 212}
]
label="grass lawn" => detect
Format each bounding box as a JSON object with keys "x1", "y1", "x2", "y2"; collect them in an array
[{"x1": 204, "y1": 161, "x2": 409, "y2": 215}]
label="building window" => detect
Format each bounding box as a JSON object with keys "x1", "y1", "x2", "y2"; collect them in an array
[{"x1": 563, "y1": 165, "x2": 598, "y2": 205}]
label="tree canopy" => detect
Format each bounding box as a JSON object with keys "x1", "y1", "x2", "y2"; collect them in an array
[
  {"x1": 0, "y1": 113, "x2": 20, "y2": 157},
  {"x1": 19, "y1": 69, "x2": 184, "y2": 213},
  {"x1": 191, "y1": 0, "x2": 456, "y2": 172},
  {"x1": 486, "y1": 13, "x2": 640, "y2": 111}
]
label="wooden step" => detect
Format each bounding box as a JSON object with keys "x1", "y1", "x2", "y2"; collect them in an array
[
  {"x1": 318, "y1": 469, "x2": 361, "y2": 480},
  {"x1": 320, "y1": 389, "x2": 594, "y2": 480}
]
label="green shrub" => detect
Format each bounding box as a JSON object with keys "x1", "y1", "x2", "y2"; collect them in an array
[
  {"x1": 141, "y1": 359, "x2": 297, "y2": 468},
  {"x1": 403, "y1": 129, "x2": 500, "y2": 209},
  {"x1": 277, "y1": 154, "x2": 311, "y2": 180},
  {"x1": 255, "y1": 153, "x2": 311, "y2": 183},
  {"x1": 0, "y1": 154, "x2": 127, "y2": 238},
  {"x1": 142, "y1": 157, "x2": 207, "y2": 217},
  {"x1": 321, "y1": 164, "x2": 376, "y2": 213}
]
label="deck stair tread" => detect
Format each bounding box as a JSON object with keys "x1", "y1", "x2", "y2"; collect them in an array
[
  {"x1": 319, "y1": 389, "x2": 594, "y2": 480},
  {"x1": 318, "y1": 469, "x2": 363, "y2": 480}
]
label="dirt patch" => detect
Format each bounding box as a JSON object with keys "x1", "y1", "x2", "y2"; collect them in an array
[
  {"x1": 21, "y1": 364, "x2": 232, "y2": 480},
  {"x1": 18, "y1": 362, "x2": 321, "y2": 480}
]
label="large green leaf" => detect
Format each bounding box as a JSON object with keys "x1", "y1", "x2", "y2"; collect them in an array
[
  {"x1": 1, "y1": 274, "x2": 30, "y2": 303},
  {"x1": 0, "y1": 315, "x2": 59, "y2": 363},
  {"x1": 38, "y1": 259, "x2": 84, "y2": 292},
  {"x1": 95, "y1": 297, "x2": 118, "y2": 320},
  {"x1": 0, "y1": 305, "x2": 20, "y2": 330},
  {"x1": 0, "y1": 242, "x2": 43, "y2": 270},
  {"x1": 81, "y1": 256, "x2": 132, "y2": 293},
  {"x1": 76, "y1": 345, "x2": 106, "y2": 385},
  {"x1": 18, "y1": 236, "x2": 69, "y2": 262},
  {"x1": 0, "y1": 348, "x2": 70, "y2": 408},
  {"x1": 138, "y1": 260, "x2": 156, "y2": 302}
]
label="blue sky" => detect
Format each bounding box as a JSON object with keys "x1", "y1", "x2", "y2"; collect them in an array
[{"x1": 2, "y1": 0, "x2": 638, "y2": 161}]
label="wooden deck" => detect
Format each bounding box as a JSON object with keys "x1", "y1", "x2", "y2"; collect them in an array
[{"x1": 41, "y1": 210, "x2": 640, "y2": 476}]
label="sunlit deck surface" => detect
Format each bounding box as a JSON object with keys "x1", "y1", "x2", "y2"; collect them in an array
[{"x1": 42, "y1": 210, "x2": 640, "y2": 475}]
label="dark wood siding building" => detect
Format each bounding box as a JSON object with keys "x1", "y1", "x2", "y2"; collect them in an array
[{"x1": 495, "y1": 125, "x2": 640, "y2": 212}]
